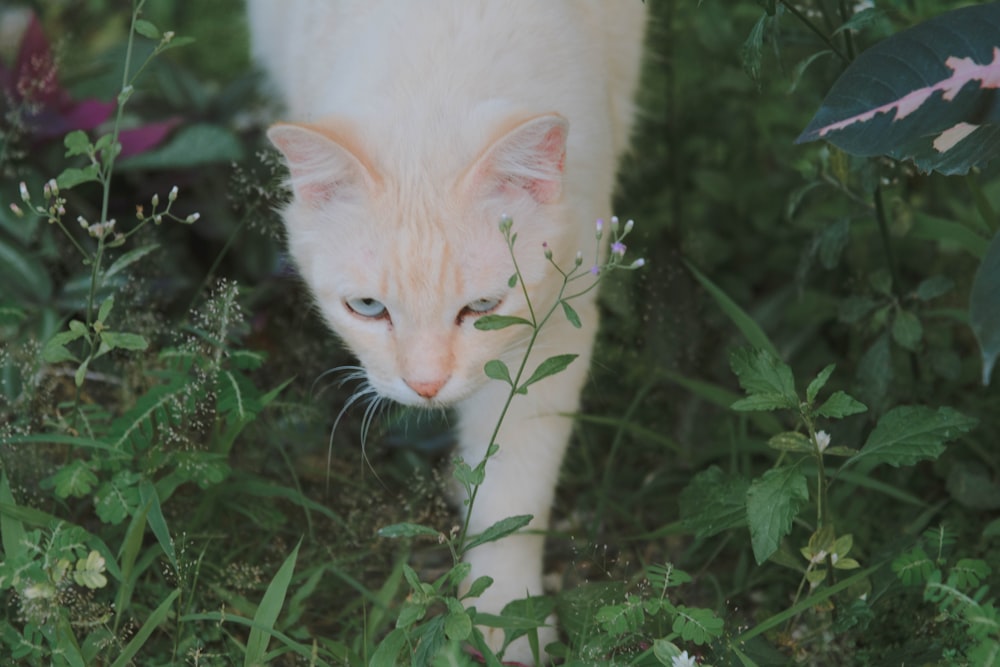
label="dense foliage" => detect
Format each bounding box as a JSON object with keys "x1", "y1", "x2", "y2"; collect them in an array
[{"x1": 1, "y1": 1, "x2": 997, "y2": 665}]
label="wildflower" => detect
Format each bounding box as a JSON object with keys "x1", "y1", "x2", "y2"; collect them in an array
[
  {"x1": 630, "y1": 258, "x2": 646, "y2": 269},
  {"x1": 163, "y1": 31, "x2": 175, "y2": 43},
  {"x1": 184, "y1": 212, "x2": 200, "y2": 224},
  {"x1": 574, "y1": 250, "x2": 583, "y2": 267},
  {"x1": 542, "y1": 241, "x2": 552, "y2": 260},
  {"x1": 19, "y1": 181, "x2": 29, "y2": 202},
  {"x1": 624, "y1": 218, "x2": 634, "y2": 234},
  {"x1": 9, "y1": 203, "x2": 23, "y2": 217},
  {"x1": 610, "y1": 215, "x2": 620, "y2": 233},
  {"x1": 77, "y1": 216, "x2": 88, "y2": 228},
  {"x1": 151, "y1": 193, "x2": 160, "y2": 208},
  {"x1": 672, "y1": 651, "x2": 697, "y2": 667},
  {"x1": 168, "y1": 185, "x2": 179, "y2": 202},
  {"x1": 611, "y1": 241, "x2": 627, "y2": 256},
  {"x1": 590, "y1": 265, "x2": 600, "y2": 276},
  {"x1": 815, "y1": 430, "x2": 831, "y2": 453},
  {"x1": 595, "y1": 218, "x2": 604, "y2": 240}
]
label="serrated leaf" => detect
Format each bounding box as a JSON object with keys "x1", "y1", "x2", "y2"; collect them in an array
[
  {"x1": 57, "y1": 164, "x2": 101, "y2": 189},
  {"x1": 768, "y1": 431, "x2": 814, "y2": 453},
  {"x1": 444, "y1": 609, "x2": 472, "y2": 641},
  {"x1": 846, "y1": 405, "x2": 977, "y2": 469},
  {"x1": 729, "y1": 347, "x2": 798, "y2": 411},
  {"x1": 797, "y1": 3, "x2": 1000, "y2": 175},
  {"x1": 48, "y1": 460, "x2": 98, "y2": 499},
  {"x1": 815, "y1": 390, "x2": 868, "y2": 419},
  {"x1": 971, "y1": 230, "x2": 1000, "y2": 385},
  {"x1": 463, "y1": 514, "x2": 533, "y2": 552},
  {"x1": 672, "y1": 605, "x2": 724, "y2": 645},
  {"x1": 806, "y1": 364, "x2": 835, "y2": 404},
  {"x1": 474, "y1": 314, "x2": 533, "y2": 330},
  {"x1": 746, "y1": 464, "x2": 809, "y2": 564},
  {"x1": 484, "y1": 359, "x2": 512, "y2": 385},
  {"x1": 64, "y1": 130, "x2": 92, "y2": 157},
  {"x1": 679, "y1": 466, "x2": 749, "y2": 538},
  {"x1": 517, "y1": 354, "x2": 577, "y2": 393}
]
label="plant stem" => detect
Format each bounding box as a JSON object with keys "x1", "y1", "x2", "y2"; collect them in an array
[
  {"x1": 779, "y1": 0, "x2": 850, "y2": 63},
  {"x1": 873, "y1": 183, "x2": 902, "y2": 296}
]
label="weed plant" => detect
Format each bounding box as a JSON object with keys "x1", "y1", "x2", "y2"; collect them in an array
[{"x1": 0, "y1": 1, "x2": 998, "y2": 666}]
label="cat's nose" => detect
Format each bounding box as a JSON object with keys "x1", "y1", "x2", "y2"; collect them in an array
[{"x1": 405, "y1": 377, "x2": 448, "y2": 399}]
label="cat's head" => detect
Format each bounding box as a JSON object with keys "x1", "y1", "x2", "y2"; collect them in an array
[{"x1": 268, "y1": 113, "x2": 570, "y2": 407}]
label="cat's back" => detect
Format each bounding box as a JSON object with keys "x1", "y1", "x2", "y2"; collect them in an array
[{"x1": 249, "y1": 0, "x2": 645, "y2": 161}]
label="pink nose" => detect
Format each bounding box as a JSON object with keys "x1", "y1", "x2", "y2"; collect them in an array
[{"x1": 405, "y1": 378, "x2": 448, "y2": 399}]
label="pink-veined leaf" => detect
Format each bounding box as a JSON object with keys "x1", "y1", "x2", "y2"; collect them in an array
[{"x1": 797, "y1": 3, "x2": 1000, "y2": 175}]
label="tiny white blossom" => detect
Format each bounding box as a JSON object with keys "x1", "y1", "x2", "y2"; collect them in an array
[
  {"x1": 624, "y1": 218, "x2": 634, "y2": 234},
  {"x1": 185, "y1": 212, "x2": 201, "y2": 223},
  {"x1": 672, "y1": 650, "x2": 697, "y2": 667},
  {"x1": 815, "y1": 430, "x2": 831, "y2": 453},
  {"x1": 630, "y1": 258, "x2": 646, "y2": 268},
  {"x1": 168, "y1": 185, "x2": 179, "y2": 202},
  {"x1": 19, "y1": 181, "x2": 30, "y2": 202},
  {"x1": 9, "y1": 203, "x2": 23, "y2": 217}
]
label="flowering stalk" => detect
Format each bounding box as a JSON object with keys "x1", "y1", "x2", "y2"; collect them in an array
[{"x1": 456, "y1": 214, "x2": 644, "y2": 553}]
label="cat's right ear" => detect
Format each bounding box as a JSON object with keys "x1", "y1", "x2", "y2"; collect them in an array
[{"x1": 266, "y1": 123, "x2": 379, "y2": 206}]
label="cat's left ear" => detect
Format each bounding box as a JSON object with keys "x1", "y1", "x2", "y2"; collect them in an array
[{"x1": 464, "y1": 113, "x2": 568, "y2": 205}]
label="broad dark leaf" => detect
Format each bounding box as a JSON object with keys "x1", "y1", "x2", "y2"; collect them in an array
[{"x1": 798, "y1": 4, "x2": 1000, "y2": 175}]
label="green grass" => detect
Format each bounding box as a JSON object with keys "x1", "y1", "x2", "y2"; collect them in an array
[{"x1": 1, "y1": 1, "x2": 998, "y2": 665}]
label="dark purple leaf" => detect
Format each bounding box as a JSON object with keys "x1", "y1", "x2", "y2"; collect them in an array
[
  {"x1": 797, "y1": 4, "x2": 1000, "y2": 175},
  {"x1": 118, "y1": 118, "x2": 182, "y2": 159}
]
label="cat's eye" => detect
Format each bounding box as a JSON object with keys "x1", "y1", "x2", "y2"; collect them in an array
[
  {"x1": 345, "y1": 297, "x2": 388, "y2": 319},
  {"x1": 459, "y1": 297, "x2": 501, "y2": 322}
]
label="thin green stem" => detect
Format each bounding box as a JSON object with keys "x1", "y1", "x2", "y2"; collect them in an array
[
  {"x1": 778, "y1": 0, "x2": 850, "y2": 63},
  {"x1": 873, "y1": 184, "x2": 902, "y2": 296}
]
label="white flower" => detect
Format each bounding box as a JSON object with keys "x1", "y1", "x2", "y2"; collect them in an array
[
  {"x1": 672, "y1": 650, "x2": 697, "y2": 667},
  {"x1": 815, "y1": 430, "x2": 831, "y2": 453}
]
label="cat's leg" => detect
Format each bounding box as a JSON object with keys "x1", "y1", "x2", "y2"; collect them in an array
[{"x1": 453, "y1": 304, "x2": 596, "y2": 663}]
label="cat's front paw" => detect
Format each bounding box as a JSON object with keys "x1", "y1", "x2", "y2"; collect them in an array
[{"x1": 479, "y1": 615, "x2": 558, "y2": 666}]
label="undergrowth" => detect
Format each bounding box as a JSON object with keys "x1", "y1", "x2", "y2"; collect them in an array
[{"x1": 1, "y1": 1, "x2": 998, "y2": 666}]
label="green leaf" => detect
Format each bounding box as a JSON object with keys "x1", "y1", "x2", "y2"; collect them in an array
[
  {"x1": 474, "y1": 314, "x2": 533, "y2": 330},
  {"x1": 768, "y1": 431, "x2": 814, "y2": 453},
  {"x1": 914, "y1": 275, "x2": 955, "y2": 301},
  {"x1": 133, "y1": 19, "x2": 160, "y2": 39},
  {"x1": 444, "y1": 609, "x2": 473, "y2": 641},
  {"x1": 119, "y1": 123, "x2": 243, "y2": 170},
  {"x1": 0, "y1": 472, "x2": 26, "y2": 560},
  {"x1": 797, "y1": 3, "x2": 1000, "y2": 175},
  {"x1": 463, "y1": 514, "x2": 533, "y2": 552},
  {"x1": 94, "y1": 471, "x2": 141, "y2": 524},
  {"x1": 64, "y1": 130, "x2": 92, "y2": 157},
  {"x1": 48, "y1": 460, "x2": 98, "y2": 499},
  {"x1": 806, "y1": 364, "x2": 835, "y2": 404},
  {"x1": 685, "y1": 261, "x2": 779, "y2": 357},
  {"x1": 97, "y1": 295, "x2": 114, "y2": 324},
  {"x1": 377, "y1": 522, "x2": 440, "y2": 539},
  {"x1": 596, "y1": 601, "x2": 643, "y2": 636},
  {"x1": 99, "y1": 331, "x2": 148, "y2": 353},
  {"x1": 653, "y1": 640, "x2": 684, "y2": 666},
  {"x1": 671, "y1": 605, "x2": 725, "y2": 645},
  {"x1": 484, "y1": 359, "x2": 513, "y2": 385},
  {"x1": 679, "y1": 466, "x2": 749, "y2": 538},
  {"x1": 814, "y1": 391, "x2": 868, "y2": 419},
  {"x1": 245, "y1": 540, "x2": 300, "y2": 667},
  {"x1": 57, "y1": 164, "x2": 101, "y2": 190},
  {"x1": 462, "y1": 575, "x2": 493, "y2": 600},
  {"x1": 729, "y1": 347, "x2": 798, "y2": 411},
  {"x1": 75, "y1": 356, "x2": 90, "y2": 387},
  {"x1": 846, "y1": 406, "x2": 977, "y2": 469},
  {"x1": 561, "y1": 300, "x2": 582, "y2": 328},
  {"x1": 892, "y1": 310, "x2": 923, "y2": 351},
  {"x1": 103, "y1": 244, "x2": 159, "y2": 283},
  {"x1": 109, "y1": 589, "x2": 179, "y2": 667},
  {"x1": 517, "y1": 354, "x2": 578, "y2": 393},
  {"x1": 369, "y1": 628, "x2": 407, "y2": 666},
  {"x1": 73, "y1": 550, "x2": 108, "y2": 589},
  {"x1": 139, "y1": 481, "x2": 177, "y2": 571},
  {"x1": 971, "y1": 230, "x2": 1000, "y2": 385},
  {"x1": 746, "y1": 465, "x2": 809, "y2": 564}
]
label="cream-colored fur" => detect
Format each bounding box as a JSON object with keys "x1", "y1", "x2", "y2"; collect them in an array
[{"x1": 248, "y1": 2, "x2": 646, "y2": 662}]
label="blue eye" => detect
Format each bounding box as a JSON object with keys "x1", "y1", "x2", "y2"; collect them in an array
[
  {"x1": 466, "y1": 297, "x2": 501, "y2": 313},
  {"x1": 462, "y1": 297, "x2": 501, "y2": 316},
  {"x1": 346, "y1": 298, "x2": 388, "y2": 319}
]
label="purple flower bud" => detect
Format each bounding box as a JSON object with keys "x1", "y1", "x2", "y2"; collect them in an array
[{"x1": 611, "y1": 241, "x2": 627, "y2": 256}]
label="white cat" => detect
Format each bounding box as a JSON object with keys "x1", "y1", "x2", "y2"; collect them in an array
[{"x1": 247, "y1": 1, "x2": 646, "y2": 661}]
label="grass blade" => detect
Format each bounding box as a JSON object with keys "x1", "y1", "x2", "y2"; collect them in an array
[
  {"x1": 110, "y1": 589, "x2": 179, "y2": 667},
  {"x1": 245, "y1": 539, "x2": 301, "y2": 666}
]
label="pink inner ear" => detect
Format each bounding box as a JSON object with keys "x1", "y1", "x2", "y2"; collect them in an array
[
  {"x1": 266, "y1": 122, "x2": 375, "y2": 206},
  {"x1": 472, "y1": 114, "x2": 569, "y2": 206}
]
